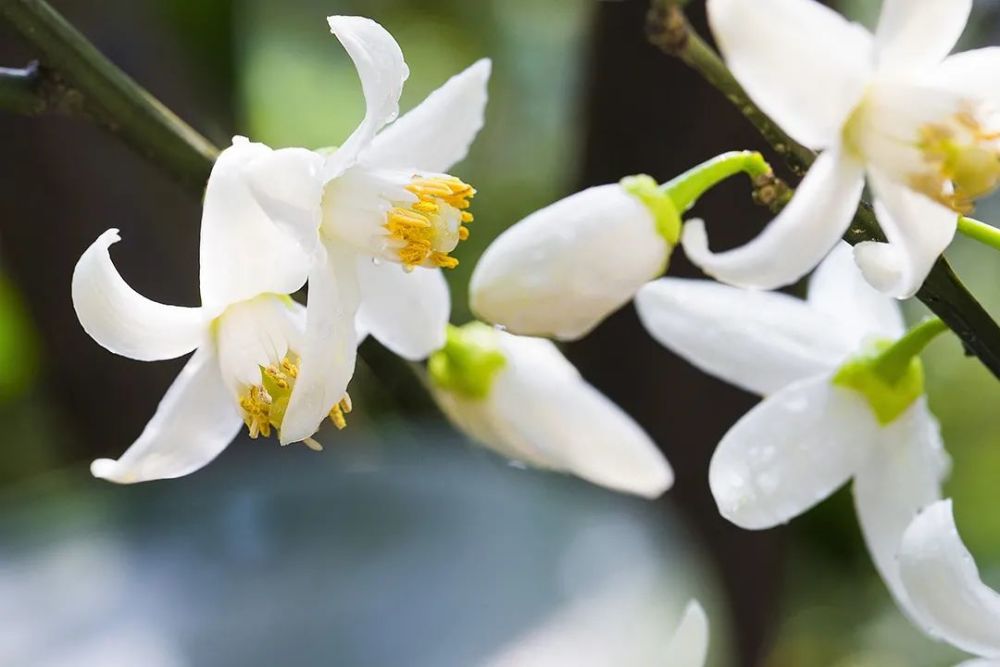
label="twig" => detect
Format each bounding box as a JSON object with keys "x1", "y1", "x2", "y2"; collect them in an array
[{"x1": 647, "y1": 1, "x2": 1000, "y2": 379}]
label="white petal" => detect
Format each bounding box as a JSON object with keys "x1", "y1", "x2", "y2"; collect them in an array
[
  {"x1": 683, "y1": 148, "x2": 865, "y2": 290},
  {"x1": 436, "y1": 332, "x2": 673, "y2": 498},
  {"x1": 323, "y1": 16, "x2": 409, "y2": 180},
  {"x1": 807, "y1": 241, "x2": 905, "y2": 344},
  {"x1": 854, "y1": 170, "x2": 958, "y2": 298},
  {"x1": 899, "y1": 500, "x2": 1000, "y2": 657},
  {"x1": 931, "y1": 48, "x2": 1000, "y2": 107},
  {"x1": 709, "y1": 374, "x2": 878, "y2": 529},
  {"x1": 199, "y1": 138, "x2": 313, "y2": 310},
  {"x1": 875, "y1": 0, "x2": 971, "y2": 72},
  {"x1": 665, "y1": 601, "x2": 709, "y2": 667},
  {"x1": 215, "y1": 294, "x2": 303, "y2": 395},
  {"x1": 635, "y1": 278, "x2": 848, "y2": 396},
  {"x1": 90, "y1": 345, "x2": 243, "y2": 483},
  {"x1": 356, "y1": 258, "x2": 449, "y2": 361},
  {"x1": 362, "y1": 59, "x2": 491, "y2": 173},
  {"x1": 280, "y1": 241, "x2": 361, "y2": 444},
  {"x1": 72, "y1": 229, "x2": 208, "y2": 362},
  {"x1": 853, "y1": 400, "x2": 948, "y2": 618},
  {"x1": 955, "y1": 661, "x2": 1000, "y2": 667},
  {"x1": 243, "y1": 147, "x2": 325, "y2": 255},
  {"x1": 470, "y1": 184, "x2": 669, "y2": 340},
  {"x1": 707, "y1": 0, "x2": 874, "y2": 149}
]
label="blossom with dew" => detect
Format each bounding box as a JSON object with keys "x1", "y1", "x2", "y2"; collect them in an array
[
  {"x1": 666, "y1": 600, "x2": 709, "y2": 667},
  {"x1": 470, "y1": 152, "x2": 773, "y2": 340},
  {"x1": 427, "y1": 322, "x2": 673, "y2": 498},
  {"x1": 898, "y1": 499, "x2": 1000, "y2": 665},
  {"x1": 688, "y1": 0, "x2": 1000, "y2": 297},
  {"x1": 241, "y1": 15, "x2": 490, "y2": 443},
  {"x1": 635, "y1": 243, "x2": 950, "y2": 616},
  {"x1": 72, "y1": 139, "x2": 350, "y2": 483}
]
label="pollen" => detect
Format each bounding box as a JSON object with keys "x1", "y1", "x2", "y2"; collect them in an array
[
  {"x1": 384, "y1": 175, "x2": 476, "y2": 269},
  {"x1": 238, "y1": 355, "x2": 354, "y2": 447},
  {"x1": 915, "y1": 105, "x2": 1000, "y2": 214}
]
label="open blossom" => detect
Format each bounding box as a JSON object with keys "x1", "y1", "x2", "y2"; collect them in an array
[
  {"x1": 72, "y1": 139, "x2": 347, "y2": 483},
  {"x1": 666, "y1": 600, "x2": 709, "y2": 667},
  {"x1": 427, "y1": 322, "x2": 673, "y2": 498},
  {"x1": 688, "y1": 0, "x2": 1000, "y2": 297},
  {"x1": 635, "y1": 243, "x2": 949, "y2": 615},
  {"x1": 242, "y1": 15, "x2": 490, "y2": 443},
  {"x1": 898, "y1": 500, "x2": 1000, "y2": 665}
]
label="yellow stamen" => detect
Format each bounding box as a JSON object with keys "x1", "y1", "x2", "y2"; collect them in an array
[
  {"x1": 384, "y1": 175, "x2": 476, "y2": 269},
  {"x1": 328, "y1": 394, "x2": 353, "y2": 430}
]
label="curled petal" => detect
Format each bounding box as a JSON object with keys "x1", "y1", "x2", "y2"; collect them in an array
[
  {"x1": 708, "y1": 0, "x2": 874, "y2": 149},
  {"x1": 666, "y1": 600, "x2": 709, "y2": 667},
  {"x1": 683, "y1": 147, "x2": 865, "y2": 290},
  {"x1": 876, "y1": 0, "x2": 971, "y2": 72},
  {"x1": 807, "y1": 241, "x2": 905, "y2": 344},
  {"x1": 853, "y1": 400, "x2": 948, "y2": 619},
  {"x1": 91, "y1": 345, "x2": 243, "y2": 483},
  {"x1": 470, "y1": 184, "x2": 669, "y2": 340},
  {"x1": 636, "y1": 277, "x2": 848, "y2": 396},
  {"x1": 899, "y1": 500, "x2": 1000, "y2": 657},
  {"x1": 356, "y1": 258, "x2": 449, "y2": 361},
  {"x1": 709, "y1": 374, "x2": 877, "y2": 529},
  {"x1": 244, "y1": 147, "x2": 325, "y2": 256},
  {"x1": 854, "y1": 170, "x2": 957, "y2": 299},
  {"x1": 72, "y1": 229, "x2": 207, "y2": 362},
  {"x1": 323, "y1": 16, "x2": 409, "y2": 180},
  {"x1": 363, "y1": 59, "x2": 491, "y2": 173},
  {"x1": 280, "y1": 241, "x2": 361, "y2": 444}
]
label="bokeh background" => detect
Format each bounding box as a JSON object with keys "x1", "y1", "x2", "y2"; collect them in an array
[{"x1": 1, "y1": 0, "x2": 1000, "y2": 665}]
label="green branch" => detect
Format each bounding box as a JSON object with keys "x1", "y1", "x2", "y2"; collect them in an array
[{"x1": 647, "y1": 1, "x2": 1000, "y2": 380}]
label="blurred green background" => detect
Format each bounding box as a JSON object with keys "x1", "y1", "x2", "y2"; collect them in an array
[{"x1": 0, "y1": 0, "x2": 999, "y2": 665}]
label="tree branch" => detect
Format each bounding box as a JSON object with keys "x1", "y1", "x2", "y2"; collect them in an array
[
  {"x1": 0, "y1": 0, "x2": 431, "y2": 416},
  {"x1": 647, "y1": 1, "x2": 1000, "y2": 380}
]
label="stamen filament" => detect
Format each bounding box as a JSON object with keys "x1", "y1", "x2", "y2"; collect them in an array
[{"x1": 958, "y1": 216, "x2": 1000, "y2": 253}]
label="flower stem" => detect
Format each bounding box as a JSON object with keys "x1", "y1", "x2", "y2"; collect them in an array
[
  {"x1": 662, "y1": 150, "x2": 773, "y2": 212},
  {"x1": 872, "y1": 317, "x2": 949, "y2": 384},
  {"x1": 646, "y1": 0, "x2": 1000, "y2": 382},
  {"x1": 958, "y1": 216, "x2": 1000, "y2": 253}
]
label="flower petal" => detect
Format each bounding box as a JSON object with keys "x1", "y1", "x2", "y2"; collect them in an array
[
  {"x1": 280, "y1": 241, "x2": 361, "y2": 444},
  {"x1": 666, "y1": 600, "x2": 709, "y2": 667},
  {"x1": 356, "y1": 258, "x2": 449, "y2": 361},
  {"x1": 683, "y1": 147, "x2": 865, "y2": 290},
  {"x1": 709, "y1": 374, "x2": 878, "y2": 529},
  {"x1": 854, "y1": 169, "x2": 957, "y2": 298},
  {"x1": 437, "y1": 332, "x2": 673, "y2": 498},
  {"x1": 707, "y1": 0, "x2": 874, "y2": 149},
  {"x1": 72, "y1": 229, "x2": 208, "y2": 362},
  {"x1": 322, "y1": 16, "x2": 409, "y2": 180},
  {"x1": 875, "y1": 0, "x2": 971, "y2": 72},
  {"x1": 470, "y1": 184, "x2": 669, "y2": 340},
  {"x1": 215, "y1": 294, "x2": 303, "y2": 395},
  {"x1": 807, "y1": 241, "x2": 906, "y2": 344},
  {"x1": 930, "y1": 47, "x2": 1000, "y2": 107},
  {"x1": 200, "y1": 138, "x2": 313, "y2": 310},
  {"x1": 635, "y1": 277, "x2": 848, "y2": 396},
  {"x1": 243, "y1": 147, "x2": 325, "y2": 256},
  {"x1": 899, "y1": 499, "x2": 1000, "y2": 657},
  {"x1": 90, "y1": 345, "x2": 243, "y2": 484},
  {"x1": 362, "y1": 59, "x2": 491, "y2": 173},
  {"x1": 853, "y1": 400, "x2": 948, "y2": 618}
]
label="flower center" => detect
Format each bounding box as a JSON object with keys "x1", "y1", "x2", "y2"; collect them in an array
[
  {"x1": 238, "y1": 354, "x2": 352, "y2": 447},
  {"x1": 912, "y1": 105, "x2": 1000, "y2": 214},
  {"x1": 385, "y1": 175, "x2": 475, "y2": 270}
]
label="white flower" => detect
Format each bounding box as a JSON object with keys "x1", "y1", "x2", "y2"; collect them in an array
[
  {"x1": 689, "y1": 0, "x2": 1000, "y2": 297},
  {"x1": 634, "y1": 243, "x2": 949, "y2": 615},
  {"x1": 427, "y1": 323, "x2": 673, "y2": 498},
  {"x1": 72, "y1": 139, "x2": 346, "y2": 483},
  {"x1": 898, "y1": 499, "x2": 1000, "y2": 665},
  {"x1": 243, "y1": 16, "x2": 491, "y2": 443},
  {"x1": 469, "y1": 181, "x2": 674, "y2": 340},
  {"x1": 665, "y1": 600, "x2": 709, "y2": 667}
]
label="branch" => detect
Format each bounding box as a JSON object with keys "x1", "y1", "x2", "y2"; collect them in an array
[
  {"x1": 647, "y1": 1, "x2": 1000, "y2": 380},
  {"x1": 0, "y1": 0, "x2": 431, "y2": 416}
]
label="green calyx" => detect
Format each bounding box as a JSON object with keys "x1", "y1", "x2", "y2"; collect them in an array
[
  {"x1": 620, "y1": 174, "x2": 682, "y2": 245},
  {"x1": 832, "y1": 317, "x2": 949, "y2": 425},
  {"x1": 427, "y1": 322, "x2": 507, "y2": 400}
]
